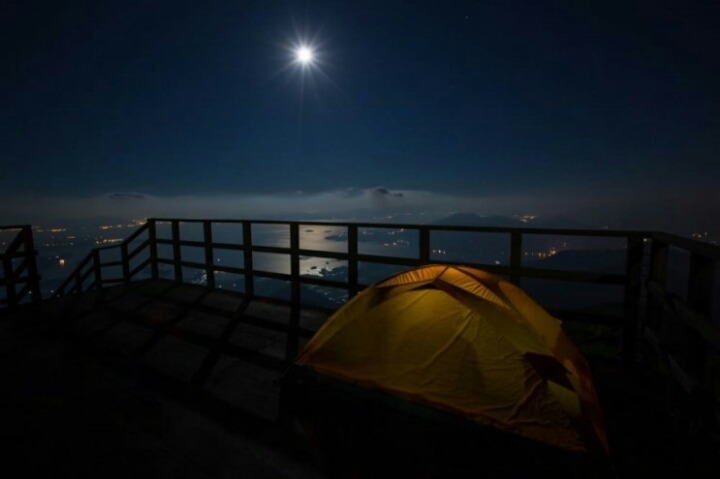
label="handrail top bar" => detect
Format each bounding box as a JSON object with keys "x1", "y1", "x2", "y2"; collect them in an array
[
  {"x1": 123, "y1": 221, "x2": 149, "y2": 243},
  {"x1": 652, "y1": 231, "x2": 720, "y2": 260},
  {"x1": 148, "y1": 218, "x2": 652, "y2": 238}
]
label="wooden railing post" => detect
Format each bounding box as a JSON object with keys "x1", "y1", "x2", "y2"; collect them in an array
[
  {"x1": 148, "y1": 219, "x2": 159, "y2": 279},
  {"x1": 419, "y1": 227, "x2": 430, "y2": 264},
  {"x1": 2, "y1": 250, "x2": 16, "y2": 307},
  {"x1": 622, "y1": 234, "x2": 645, "y2": 364},
  {"x1": 243, "y1": 222, "x2": 254, "y2": 297},
  {"x1": 74, "y1": 268, "x2": 83, "y2": 293},
  {"x1": 685, "y1": 253, "x2": 716, "y2": 373},
  {"x1": 121, "y1": 242, "x2": 130, "y2": 284},
  {"x1": 510, "y1": 231, "x2": 522, "y2": 286},
  {"x1": 203, "y1": 221, "x2": 215, "y2": 289},
  {"x1": 92, "y1": 249, "x2": 102, "y2": 288},
  {"x1": 286, "y1": 223, "x2": 301, "y2": 363},
  {"x1": 688, "y1": 254, "x2": 716, "y2": 318},
  {"x1": 647, "y1": 238, "x2": 669, "y2": 331},
  {"x1": 348, "y1": 224, "x2": 359, "y2": 298},
  {"x1": 172, "y1": 220, "x2": 183, "y2": 283},
  {"x1": 290, "y1": 223, "x2": 300, "y2": 308},
  {"x1": 23, "y1": 226, "x2": 41, "y2": 302}
]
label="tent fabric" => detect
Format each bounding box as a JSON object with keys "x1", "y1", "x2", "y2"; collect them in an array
[{"x1": 295, "y1": 264, "x2": 608, "y2": 454}]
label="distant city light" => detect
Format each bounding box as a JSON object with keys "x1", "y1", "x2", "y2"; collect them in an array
[{"x1": 58, "y1": 258, "x2": 66, "y2": 267}]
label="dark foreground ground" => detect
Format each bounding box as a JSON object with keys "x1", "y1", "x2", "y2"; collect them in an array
[{"x1": 1, "y1": 279, "x2": 717, "y2": 477}]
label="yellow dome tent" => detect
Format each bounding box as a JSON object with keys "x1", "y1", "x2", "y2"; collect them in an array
[{"x1": 292, "y1": 264, "x2": 608, "y2": 457}]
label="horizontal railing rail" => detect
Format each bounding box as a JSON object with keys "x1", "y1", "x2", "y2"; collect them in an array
[{"x1": 0, "y1": 225, "x2": 41, "y2": 308}]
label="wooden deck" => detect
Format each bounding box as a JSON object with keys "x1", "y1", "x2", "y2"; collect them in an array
[
  {"x1": 0, "y1": 279, "x2": 327, "y2": 478},
  {"x1": 2, "y1": 278, "x2": 718, "y2": 477}
]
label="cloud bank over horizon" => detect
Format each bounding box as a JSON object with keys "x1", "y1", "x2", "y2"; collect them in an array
[{"x1": 1, "y1": 185, "x2": 718, "y2": 235}]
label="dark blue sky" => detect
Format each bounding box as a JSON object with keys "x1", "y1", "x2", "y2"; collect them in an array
[{"x1": 3, "y1": 1, "x2": 719, "y2": 206}]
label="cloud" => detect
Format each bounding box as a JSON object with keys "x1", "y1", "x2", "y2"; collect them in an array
[
  {"x1": 374, "y1": 186, "x2": 404, "y2": 198},
  {"x1": 107, "y1": 192, "x2": 146, "y2": 200},
  {"x1": 1, "y1": 184, "x2": 718, "y2": 236},
  {"x1": 342, "y1": 187, "x2": 364, "y2": 198},
  {"x1": 0, "y1": 187, "x2": 543, "y2": 224}
]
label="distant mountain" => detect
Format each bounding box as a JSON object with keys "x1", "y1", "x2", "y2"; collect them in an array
[
  {"x1": 430, "y1": 212, "x2": 603, "y2": 231},
  {"x1": 432, "y1": 213, "x2": 525, "y2": 227},
  {"x1": 532, "y1": 216, "x2": 595, "y2": 230}
]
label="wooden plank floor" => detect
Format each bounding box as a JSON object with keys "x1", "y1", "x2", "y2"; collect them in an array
[{"x1": 0, "y1": 279, "x2": 328, "y2": 478}]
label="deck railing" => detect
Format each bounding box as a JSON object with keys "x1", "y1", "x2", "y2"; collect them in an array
[
  {"x1": 0, "y1": 225, "x2": 42, "y2": 308},
  {"x1": 644, "y1": 232, "x2": 720, "y2": 427},
  {"x1": 48, "y1": 219, "x2": 719, "y2": 420},
  {"x1": 53, "y1": 221, "x2": 156, "y2": 296},
  {"x1": 52, "y1": 220, "x2": 646, "y2": 354}
]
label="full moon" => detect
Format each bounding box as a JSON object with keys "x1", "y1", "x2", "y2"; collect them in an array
[{"x1": 296, "y1": 46, "x2": 313, "y2": 64}]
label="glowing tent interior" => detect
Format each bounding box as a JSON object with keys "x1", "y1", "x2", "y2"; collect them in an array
[{"x1": 284, "y1": 264, "x2": 609, "y2": 473}]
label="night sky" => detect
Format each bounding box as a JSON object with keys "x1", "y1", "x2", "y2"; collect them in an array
[{"x1": 3, "y1": 1, "x2": 719, "y2": 228}]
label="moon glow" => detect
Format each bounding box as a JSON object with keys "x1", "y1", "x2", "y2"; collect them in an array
[{"x1": 296, "y1": 46, "x2": 314, "y2": 64}]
